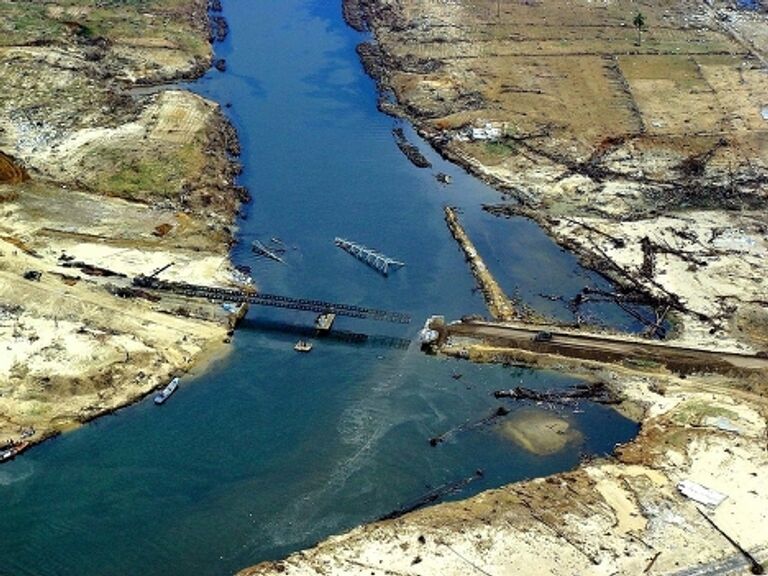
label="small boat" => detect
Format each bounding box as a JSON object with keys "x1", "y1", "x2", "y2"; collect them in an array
[
  {"x1": 294, "y1": 340, "x2": 313, "y2": 353},
  {"x1": 154, "y1": 377, "x2": 179, "y2": 405},
  {"x1": 0, "y1": 441, "x2": 29, "y2": 464}
]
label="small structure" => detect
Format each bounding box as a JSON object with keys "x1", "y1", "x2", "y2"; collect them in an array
[
  {"x1": 334, "y1": 237, "x2": 404, "y2": 276},
  {"x1": 294, "y1": 340, "x2": 313, "y2": 353},
  {"x1": 677, "y1": 480, "x2": 727, "y2": 508},
  {"x1": 315, "y1": 312, "x2": 336, "y2": 333}
]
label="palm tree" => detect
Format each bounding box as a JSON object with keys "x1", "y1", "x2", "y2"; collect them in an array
[{"x1": 633, "y1": 12, "x2": 646, "y2": 46}]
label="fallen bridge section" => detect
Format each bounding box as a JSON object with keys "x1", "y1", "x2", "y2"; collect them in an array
[
  {"x1": 444, "y1": 320, "x2": 768, "y2": 375},
  {"x1": 132, "y1": 275, "x2": 411, "y2": 324}
]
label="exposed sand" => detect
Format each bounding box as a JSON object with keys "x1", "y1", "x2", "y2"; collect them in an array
[
  {"x1": 498, "y1": 409, "x2": 582, "y2": 456},
  {"x1": 0, "y1": 1, "x2": 243, "y2": 449}
]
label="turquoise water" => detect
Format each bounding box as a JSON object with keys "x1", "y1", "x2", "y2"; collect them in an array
[{"x1": 0, "y1": 2, "x2": 640, "y2": 575}]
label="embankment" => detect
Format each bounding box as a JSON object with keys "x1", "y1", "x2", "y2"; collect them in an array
[{"x1": 0, "y1": 1, "x2": 245, "y2": 450}]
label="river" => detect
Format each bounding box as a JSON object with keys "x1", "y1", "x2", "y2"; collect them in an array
[{"x1": 0, "y1": 2, "x2": 642, "y2": 575}]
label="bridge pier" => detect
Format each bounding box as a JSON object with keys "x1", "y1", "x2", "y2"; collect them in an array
[{"x1": 315, "y1": 313, "x2": 336, "y2": 333}]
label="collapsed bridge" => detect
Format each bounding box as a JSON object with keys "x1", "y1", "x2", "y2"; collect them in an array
[{"x1": 132, "y1": 275, "x2": 411, "y2": 324}]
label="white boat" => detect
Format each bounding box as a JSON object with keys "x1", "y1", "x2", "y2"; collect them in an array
[
  {"x1": 294, "y1": 340, "x2": 313, "y2": 353},
  {"x1": 154, "y1": 377, "x2": 179, "y2": 405}
]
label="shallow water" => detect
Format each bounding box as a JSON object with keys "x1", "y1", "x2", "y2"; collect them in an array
[{"x1": 0, "y1": 2, "x2": 640, "y2": 575}]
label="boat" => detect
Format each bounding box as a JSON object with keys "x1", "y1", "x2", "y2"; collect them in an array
[
  {"x1": 0, "y1": 441, "x2": 29, "y2": 464},
  {"x1": 154, "y1": 377, "x2": 179, "y2": 405},
  {"x1": 294, "y1": 340, "x2": 313, "y2": 353}
]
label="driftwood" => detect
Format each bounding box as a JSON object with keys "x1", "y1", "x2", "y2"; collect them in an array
[
  {"x1": 562, "y1": 216, "x2": 625, "y2": 248},
  {"x1": 493, "y1": 382, "x2": 620, "y2": 405},
  {"x1": 429, "y1": 406, "x2": 510, "y2": 447},
  {"x1": 378, "y1": 470, "x2": 484, "y2": 521},
  {"x1": 697, "y1": 508, "x2": 765, "y2": 575}
]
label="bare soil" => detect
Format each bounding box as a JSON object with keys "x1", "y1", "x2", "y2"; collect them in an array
[{"x1": 0, "y1": 1, "x2": 244, "y2": 449}]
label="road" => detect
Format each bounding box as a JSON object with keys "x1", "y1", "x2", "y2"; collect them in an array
[{"x1": 445, "y1": 320, "x2": 768, "y2": 374}]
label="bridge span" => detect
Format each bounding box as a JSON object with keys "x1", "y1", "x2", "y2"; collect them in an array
[{"x1": 132, "y1": 275, "x2": 411, "y2": 324}]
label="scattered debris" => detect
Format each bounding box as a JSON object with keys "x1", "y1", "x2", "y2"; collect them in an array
[
  {"x1": 677, "y1": 480, "x2": 727, "y2": 508},
  {"x1": 494, "y1": 382, "x2": 620, "y2": 405},
  {"x1": 153, "y1": 223, "x2": 174, "y2": 237},
  {"x1": 23, "y1": 270, "x2": 42, "y2": 281}
]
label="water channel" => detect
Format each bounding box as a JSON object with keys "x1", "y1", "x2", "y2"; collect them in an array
[{"x1": 0, "y1": 2, "x2": 642, "y2": 574}]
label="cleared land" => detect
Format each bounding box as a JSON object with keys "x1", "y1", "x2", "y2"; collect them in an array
[
  {"x1": 0, "y1": 1, "x2": 243, "y2": 448},
  {"x1": 349, "y1": 0, "x2": 768, "y2": 352}
]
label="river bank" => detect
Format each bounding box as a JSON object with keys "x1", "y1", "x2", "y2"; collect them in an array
[
  {"x1": 239, "y1": 0, "x2": 768, "y2": 574},
  {"x1": 0, "y1": 1, "x2": 244, "y2": 450},
  {"x1": 343, "y1": 0, "x2": 768, "y2": 354}
]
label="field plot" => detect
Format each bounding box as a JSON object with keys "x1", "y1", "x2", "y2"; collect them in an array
[{"x1": 361, "y1": 0, "x2": 768, "y2": 352}]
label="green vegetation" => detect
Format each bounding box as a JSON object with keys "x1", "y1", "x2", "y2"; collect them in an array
[
  {"x1": 89, "y1": 141, "x2": 202, "y2": 201},
  {"x1": 483, "y1": 139, "x2": 518, "y2": 159},
  {"x1": 0, "y1": 0, "x2": 208, "y2": 59},
  {"x1": 633, "y1": 12, "x2": 646, "y2": 46},
  {"x1": 672, "y1": 400, "x2": 739, "y2": 427}
]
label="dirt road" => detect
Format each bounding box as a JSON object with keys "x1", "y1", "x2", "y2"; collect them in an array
[{"x1": 447, "y1": 320, "x2": 768, "y2": 374}]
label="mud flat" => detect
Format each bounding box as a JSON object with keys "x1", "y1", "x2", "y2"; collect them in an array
[
  {"x1": 0, "y1": 1, "x2": 245, "y2": 449},
  {"x1": 239, "y1": 0, "x2": 768, "y2": 574}
]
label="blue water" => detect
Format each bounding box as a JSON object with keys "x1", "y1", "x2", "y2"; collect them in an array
[{"x1": 0, "y1": 2, "x2": 640, "y2": 575}]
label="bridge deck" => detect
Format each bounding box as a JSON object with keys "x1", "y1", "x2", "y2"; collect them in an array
[{"x1": 133, "y1": 276, "x2": 411, "y2": 324}]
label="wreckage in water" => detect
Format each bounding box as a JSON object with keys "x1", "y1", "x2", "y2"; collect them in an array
[
  {"x1": 334, "y1": 237, "x2": 404, "y2": 276},
  {"x1": 154, "y1": 377, "x2": 179, "y2": 405},
  {"x1": 252, "y1": 240, "x2": 285, "y2": 264}
]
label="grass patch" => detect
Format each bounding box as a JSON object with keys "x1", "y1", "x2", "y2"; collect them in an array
[{"x1": 672, "y1": 400, "x2": 739, "y2": 427}]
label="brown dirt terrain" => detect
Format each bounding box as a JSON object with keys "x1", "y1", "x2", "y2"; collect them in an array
[
  {"x1": 0, "y1": 1, "x2": 245, "y2": 449},
  {"x1": 347, "y1": 0, "x2": 768, "y2": 353}
]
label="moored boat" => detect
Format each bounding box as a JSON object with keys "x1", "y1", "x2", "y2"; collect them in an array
[
  {"x1": 154, "y1": 377, "x2": 180, "y2": 405},
  {"x1": 0, "y1": 441, "x2": 30, "y2": 464}
]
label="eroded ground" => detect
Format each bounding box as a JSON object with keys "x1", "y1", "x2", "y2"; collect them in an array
[
  {"x1": 0, "y1": 0, "x2": 243, "y2": 447},
  {"x1": 348, "y1": 0, "x2": 768, "y2": 352}
]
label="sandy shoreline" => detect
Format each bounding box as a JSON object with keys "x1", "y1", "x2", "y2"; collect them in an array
[{"x1": 0, "y1": 1, "x2": 245, "y2": 453}]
